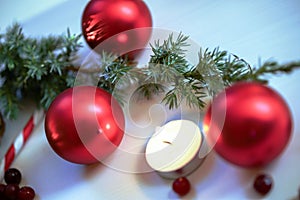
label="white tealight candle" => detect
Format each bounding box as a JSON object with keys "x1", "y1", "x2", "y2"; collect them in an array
[{"x1": 145, "y1": 119, "x2": 205, "y2": 179}]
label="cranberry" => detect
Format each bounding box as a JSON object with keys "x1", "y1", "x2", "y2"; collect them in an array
[
  {"x1": 0, "y1": 183, "x2": 6, "y2": 198},
  {"x1": 172, "y1": 177, "x2": 191, "y2": 196},
  {"x1": 253, "y1": 174, "x2": 273, "y2": 195},
  {"x1": 4, "y1": 184, "x2": 19, "y2": 200},
  {"x1": 4, "y1": 168, "x2": 22, "y2": 185},
  {"x1": 18, "y1": 186, "x2": 36, "y2": 200}
]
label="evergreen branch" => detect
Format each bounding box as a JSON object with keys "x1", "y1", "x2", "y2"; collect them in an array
[
  {"x1": 162, "y1": 79, "x2": 206, "y2": 110},
  {"x1": 0, "y1": 23, "x2": 82, "y2": 119},
  {"x1": 0, "y1": 87, "x2": 20, "y2": 119},
  {"x1": 97, "y1": 52, "x2": 136, "y2": 93},
  {"x1": 244, "y1": 60, "x2": 300, "y2": 83},
  {"x1": 145, "y1": 35, "x2": 300, "y2": 110},
  {"x1": 135, "y1": 83, "x2": 166, "y2": 101},
  {"x1": 149, "y1": 32, "x2": 190, "y2": 74},
  {"x1": 0, "y1": 23, "x2": 299, "y2": 121}
]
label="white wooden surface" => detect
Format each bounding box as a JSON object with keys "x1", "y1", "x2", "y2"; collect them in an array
[{"x1": 1, "y1": 0, "x2": 300, "y2": 199}]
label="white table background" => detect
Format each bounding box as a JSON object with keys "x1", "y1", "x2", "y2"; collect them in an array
[{"x1": 1, "y1": 0, "x2": 300, "y2": 199}]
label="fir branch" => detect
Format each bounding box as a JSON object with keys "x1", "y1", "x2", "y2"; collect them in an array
[
  {"x1": 0, "y1": 86, "x2": 20, "y2": 119},
  {"x1": 243, "y1": 60, "x2": 300, "y2": 83},
  {"x1": 145, "y1": 34, "x2": 300, "y2": 111},
  {"x1": 1, "y1": 23, "x2": 299, "y2": 120},
  {"x1": 134, "y1": 33, "x2": 192, "y2": 101},
  {"x1": 135, "y1": 82, "x2": 166, "y2": 101},
  {"x1": 149, "y1": 32, "x2": 190, "y2": 74},
  {"x1": 162, "y1": 78, "x2": 206, "y2": 110},
  {"x1": 97, "y1": 52, "x2": 136, "y2": 93},
  {"x1": 0, "y1": 23, "x2": 82, "y2": 119}
]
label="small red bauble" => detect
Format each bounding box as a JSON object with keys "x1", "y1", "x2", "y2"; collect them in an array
[
  {"x1": 172, "y1": 177, "x2": 191, "y2": 196},
  {"x1": 204, "y1": 82, "x2": 292, "y2": 167},
  {"x1": 81, "y1": 0, "x2": 152, "y2": 56},
  {"x1": 45, "y1": 86, "x2": 125, "y2": 164}
]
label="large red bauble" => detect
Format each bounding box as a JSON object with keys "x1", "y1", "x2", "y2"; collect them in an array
[
  {"x1": 204, "y1": 82, "x2": 292, "y2": 167},
  {"x1": 81, "y1": 0, "x2": 152, "y2": 56},
  {"x1": 44, "y1": 86, "x2": 125, "y2": 164}
]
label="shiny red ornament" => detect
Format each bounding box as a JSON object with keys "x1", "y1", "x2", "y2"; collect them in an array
[
  {"x1": 45, "y1": 86, "x2": 125, "y2": 164},
  {"x1": 204, "y1": 82, "x2": 292, "y2": 167},
  {"x1": 81, "y1": 0, "x2": 152, "y2": 57}
]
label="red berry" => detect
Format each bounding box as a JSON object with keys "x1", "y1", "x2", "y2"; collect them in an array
[
  {"x1": 253, "y1": 174, "x2": 273, "y2": 195},
  {"x1": 0, "y1": 183, "x2": 6, "y2": 198},
  {"x1": 172, "y1": 177, "x2": 191, "y2": 196},
  {"x1": 18, "y1": 186, "x2": 36, "y2": 200},
  {"x1": 4, "y1": 168, "x2": 22, "y2": 185},
  {"x1": 4, "y1": 184, "x2": 19, "y2": 200}
]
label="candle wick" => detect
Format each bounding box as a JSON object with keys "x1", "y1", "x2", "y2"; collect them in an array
[{"x1": 163, "y1": 141, "x2": 172, "y2": 145}]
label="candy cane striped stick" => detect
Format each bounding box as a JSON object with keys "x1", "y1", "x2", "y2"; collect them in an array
[{"x1": 0, "y1": 109, "x2": 44, "y2": 181}]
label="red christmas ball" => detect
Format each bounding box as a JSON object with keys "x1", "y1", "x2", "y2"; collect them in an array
[
  {"x1": 44, "y1": 86, "x2": 125, "y2": 164},
  {"x1": 204, "y1": 82, "x2": 292, "y2": 167},
  {"x1": 81, "y1": 0, "x2": 152, "y2": 57}
]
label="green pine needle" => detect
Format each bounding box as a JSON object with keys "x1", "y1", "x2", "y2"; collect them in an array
[
  {"x1": 0, "y1": 23, "x2": 82, "y2": 119},
  {"x1": 0, "y1": 23, "x2": 299, "y2": 120}
]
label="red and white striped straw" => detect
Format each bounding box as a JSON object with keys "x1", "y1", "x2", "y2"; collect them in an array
[{"x1": 0, "y1": 109, "x2": 44, "y2": 181}]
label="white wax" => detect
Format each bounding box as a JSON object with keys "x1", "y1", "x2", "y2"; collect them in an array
[{"x1": 145, "y1": 120, "x2": 202, "y2": 172}]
